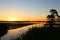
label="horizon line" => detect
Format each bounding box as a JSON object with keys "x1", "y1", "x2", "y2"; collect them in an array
[{"x1": 0, "y1": 21, "x2": 60, "y2": 22}]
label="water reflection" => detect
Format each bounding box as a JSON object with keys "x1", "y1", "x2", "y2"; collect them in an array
[{"x1": 1, "y1": 22, "x2": 46, "y2": 40}]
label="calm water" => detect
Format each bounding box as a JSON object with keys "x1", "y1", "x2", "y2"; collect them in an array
[{"x1": 1, "y1": 22, "x2": 46, "y2": 40}]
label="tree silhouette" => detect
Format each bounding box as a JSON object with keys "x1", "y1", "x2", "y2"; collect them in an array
[
  {"x1": 0, "y1": 23, "x2": 9, "y2": 38},
  {"x1": 46, "y1": 9, "x2": 56, "y2": 27},
  {"x1": 46, "y1": 9, "x2": 60, "y2": 27},
  {"x1": 50, "y1": 9, "x2": 59, "y2": 17},
  {"x1": 47, "y1": 14, "x2": 55, "y2": 21},
  {"x1": 50, "y1": 9, "x2": 60, "y2": 22}
]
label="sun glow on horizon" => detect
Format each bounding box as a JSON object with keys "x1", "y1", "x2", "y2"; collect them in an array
[{"x1": 8, "y1": 17, "x2": 18, "y2": 21}]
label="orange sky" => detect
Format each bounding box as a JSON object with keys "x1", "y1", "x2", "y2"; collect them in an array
[
  {"x1": 0, "y1": 0, "x2": 60, "y2": 21},
  {"x1": 0, "y1": 15, "x2": 47, "y2": 21}
]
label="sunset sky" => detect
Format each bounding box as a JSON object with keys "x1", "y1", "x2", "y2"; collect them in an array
[{"x1": 0, "y1": 0, "x2": 60, "y2": 21}]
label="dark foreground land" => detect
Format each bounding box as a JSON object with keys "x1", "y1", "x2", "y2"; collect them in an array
[
  {"x1": 22, "y1": 27, "x2": 60, "y2": 40},
  {"x1": 0, "y1": 21, "x2": 60, "y2": 40}
]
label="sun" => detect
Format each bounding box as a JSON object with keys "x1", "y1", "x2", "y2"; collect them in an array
[{"x1": 8, "y1": 18, "x2": 17, "y2": 21}]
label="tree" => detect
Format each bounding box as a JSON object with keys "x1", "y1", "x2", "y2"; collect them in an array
[
  {"x1": 50, "y1": 9, "x2": 59, "y2": 17},
  {"x1": 46, "y1": 9, "x2": 57, "y2": 27}
]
